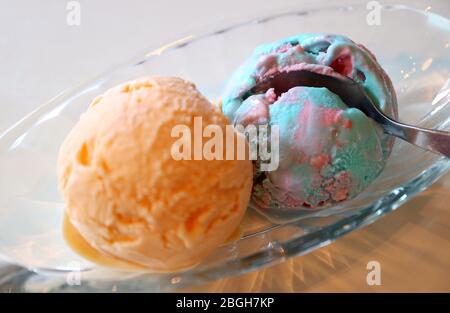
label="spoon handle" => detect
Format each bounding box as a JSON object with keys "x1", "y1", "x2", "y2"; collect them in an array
[{"x1": 380, "y1": 116, "x2": 450, "y2": 158}]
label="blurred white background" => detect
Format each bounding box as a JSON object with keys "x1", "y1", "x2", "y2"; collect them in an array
[
  {"x1": 0, "y1": 0, "x2": 448, "y2": 133},
  {"x1": 0, "y1": 0, "x2": 449, "y2": 291}
]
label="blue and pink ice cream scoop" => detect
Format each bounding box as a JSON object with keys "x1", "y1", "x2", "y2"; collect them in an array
[{"x1": 221, "y1": 33, "x2": 398, "y2": 212}]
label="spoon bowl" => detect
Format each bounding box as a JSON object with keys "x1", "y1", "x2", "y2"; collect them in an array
[{"x1": 252, "y1": 69, "x2": 450, "y2": 157}]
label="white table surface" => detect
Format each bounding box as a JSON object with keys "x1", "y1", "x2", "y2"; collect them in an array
[{"x1": 0, "y1": 0, "x2": 449, "y2": 292}]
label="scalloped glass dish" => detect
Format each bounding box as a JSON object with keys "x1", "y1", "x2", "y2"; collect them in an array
[{"x1": 0, "y1": 2, "x2": 449, "y2": 292}]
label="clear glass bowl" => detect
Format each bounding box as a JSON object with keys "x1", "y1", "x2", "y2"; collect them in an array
[{"x1": 0, "y1": 1, "x2": 449, "y2": 292}]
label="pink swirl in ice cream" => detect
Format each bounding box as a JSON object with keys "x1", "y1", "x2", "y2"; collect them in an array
[{"x1": 222, "y1": 34, "x2": 397, "y2": 212}]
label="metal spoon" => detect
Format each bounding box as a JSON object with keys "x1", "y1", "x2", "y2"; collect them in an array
[{"x1": 250, "y1": 70, "x2": 450, "y2": 157}]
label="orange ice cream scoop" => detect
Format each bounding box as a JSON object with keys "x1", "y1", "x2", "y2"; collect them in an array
[{"x1": 57, "y1": 77, "x2": 253, "y2": 272}]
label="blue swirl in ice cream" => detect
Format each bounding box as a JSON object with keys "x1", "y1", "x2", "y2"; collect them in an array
[{"x1": 221, "y1": 33, "x2": 397, "y2": 210}]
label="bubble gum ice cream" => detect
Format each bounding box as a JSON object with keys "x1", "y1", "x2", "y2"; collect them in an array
[
  {"x1": 221, "y1": 34, "x2": 397, "y2": 210},
  {"x1": 57, "y1": 77, "x2": 253, "y2": 271}
]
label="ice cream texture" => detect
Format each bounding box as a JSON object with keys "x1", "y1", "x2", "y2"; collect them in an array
[
  {"x1": 221, "y1": 33, "x2": 397, "y2": 209},
  {"x1": 58, "y1": 77, "x2": 253, "y2": 271}
]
